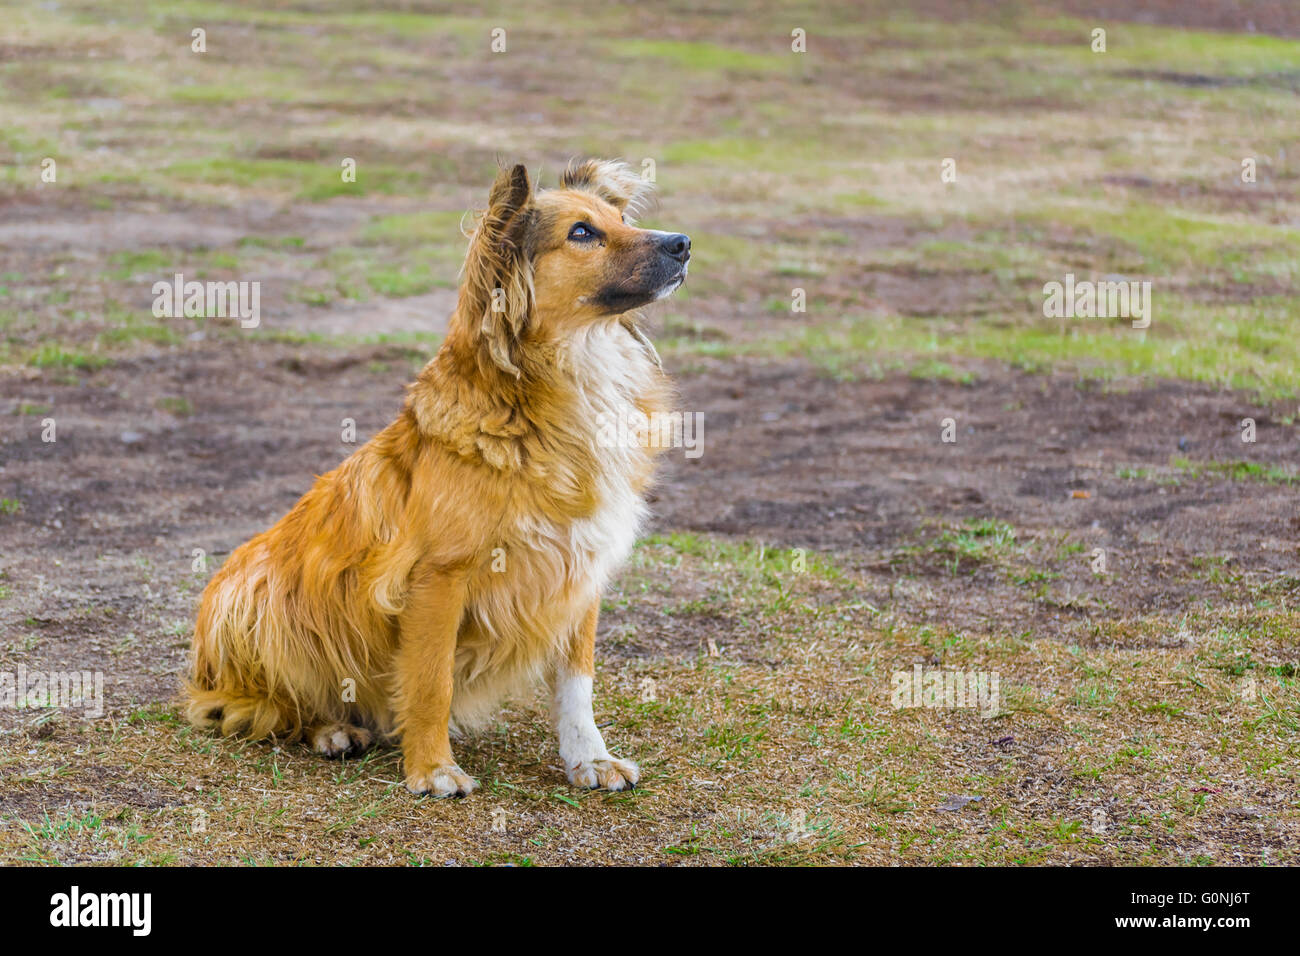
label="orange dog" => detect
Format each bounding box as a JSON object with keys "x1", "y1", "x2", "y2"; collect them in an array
[{"x1": 186, "y1": 159, "x2": 689, "y2": 796}]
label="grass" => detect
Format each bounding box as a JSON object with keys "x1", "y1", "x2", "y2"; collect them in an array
[
  {"x1": 684, "y1": 301, "x2": 1300, "y2": 400},
  {"x1": 156, "y1": 397, "x2": 194, "y2": 417},
  {"x1": 1, "y1": 0, "x2": 1297, "y2": 867},
  {"x1": 1117, "y1": 458, "x2": 1299, "y2": 486},
  {"x1": 158, "y1": 158, "x2": 429, "y2": 201},
  {"x1": 1027, "y1": 201, "x2": 1300, "y2": 278},
  {"x1": 26, "y1": 344, "x2": 111, "y2": 370},
  {"x1": 4, "y1": 532, "x2": 1295, "y2": 865},
  {"x1": 3, "y1": 0, "x2": 1297, "y2": 396},
  {"x1": 1172, "y1": 457, "x2": 1298, "y2": 485},
  {"x1": 935, "y1": 519, "x2": 1019, "y2": 565},
  {"x1": 610, "y1": 39, "x2": 792, "y2": 75}
]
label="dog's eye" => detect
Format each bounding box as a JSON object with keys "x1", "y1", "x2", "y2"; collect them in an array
[{"x1": 568, "y1": 222, "x2": 595, "y2": 241}]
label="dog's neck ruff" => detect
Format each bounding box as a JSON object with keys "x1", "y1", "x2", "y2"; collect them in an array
[{"x1": 409, "y1": 319, "x2": 670, "y2": 485}]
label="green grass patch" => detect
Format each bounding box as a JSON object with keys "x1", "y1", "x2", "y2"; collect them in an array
[
  {"x1": 610, "y1": 39, "x2": 791, "y2": 75},
  {"x1": 27, "y1": 344, "x2": 110, "y2": 370},
  {"x1": 159, "y1": 157, "x2": 427, "y2": 201},
  {"x1": 1172, "y1": 458, "x2": 1298, "y2": 485}
]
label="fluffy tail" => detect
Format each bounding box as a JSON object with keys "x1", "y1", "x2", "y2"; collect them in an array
[
  {"x1": 185, "y1": 457, "x2": 409, "y2": 743},
  {"x1": 184, "y1": 543, "x2": 308, "y2": 742},
  {"x1": 184, "y1": 684, "x2": 300, "y2": 740}
]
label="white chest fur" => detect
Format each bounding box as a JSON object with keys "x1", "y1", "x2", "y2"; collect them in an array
[{"x1": 462, "y1": 325, "x2": 657, "y2": 652}]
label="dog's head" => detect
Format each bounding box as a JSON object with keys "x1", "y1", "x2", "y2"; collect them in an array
[{"x1": 456, "y1": 159, "x2": 690, "y2": 376}]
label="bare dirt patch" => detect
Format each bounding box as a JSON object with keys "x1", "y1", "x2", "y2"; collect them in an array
[{"x1": 649, "y1": 358, "x2": 1299, "y2": 638}]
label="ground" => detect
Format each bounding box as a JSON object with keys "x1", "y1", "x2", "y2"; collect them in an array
[{"x1": 0, "y1": 0, "x2": 1296, "y2": 865}]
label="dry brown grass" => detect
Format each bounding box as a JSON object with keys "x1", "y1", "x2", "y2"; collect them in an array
[{"x1": 3, "y1": 535, "x2": 1295, "y2": 865}]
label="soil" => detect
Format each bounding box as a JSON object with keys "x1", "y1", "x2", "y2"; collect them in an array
[{"x1": 3, "y1": 342, "x2": 1296, "y2": 725}]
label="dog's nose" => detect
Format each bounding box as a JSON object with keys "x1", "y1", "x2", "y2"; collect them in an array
[{"x1": 661, "y1": 233, "x2": 691, "y2": 261}]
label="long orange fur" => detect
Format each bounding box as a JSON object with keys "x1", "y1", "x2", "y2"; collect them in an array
[{"x1": 185, "y1": 159, "x2": 680, "y2": 795}]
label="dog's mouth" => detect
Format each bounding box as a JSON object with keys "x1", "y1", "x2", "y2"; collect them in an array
[
  {"x1": 653, "y1": 267, "x2": 687, "y2": 301},
  {"x1": 593, "y1": 263, "x2": 688, "y2": 314}
]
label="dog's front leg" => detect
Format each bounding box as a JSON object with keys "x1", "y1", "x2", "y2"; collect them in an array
[
  {"x1": 397, "y1": 565, "x2": 475, "y2": 798},
  {"x1": 551, "y1": 601, "x2": 639, "y2": 791}
]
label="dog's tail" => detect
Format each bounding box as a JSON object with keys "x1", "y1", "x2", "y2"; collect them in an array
[
  {"x1": 184, "y1": 683, "x2": 298, "y2": 740},
  {"x1": 184, "y1": 547, "x2": 307, "y2": 741}
]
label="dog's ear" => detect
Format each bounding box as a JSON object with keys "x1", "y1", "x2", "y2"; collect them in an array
[
  {"x1": 460, "y1": 163, "x2": 534, "y2": 377},
  {"x1": 561, "y1": 158, "x2": 654, "y2": 221}
]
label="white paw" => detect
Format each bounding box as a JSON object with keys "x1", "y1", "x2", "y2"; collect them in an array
[
  {"x1": 310, "y1": 723, "x2": 372, "y2": 758},
  {"x1": 567, "y1": 757, "x2": 640, "y2": 791},
  {"x1": 406, "y1": 764, "x2": 477, "y2": 798}
]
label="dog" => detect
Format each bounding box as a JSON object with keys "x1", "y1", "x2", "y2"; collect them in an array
[{"x1": 185, "y1": 159, "x2": 689, "y2": 797}]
